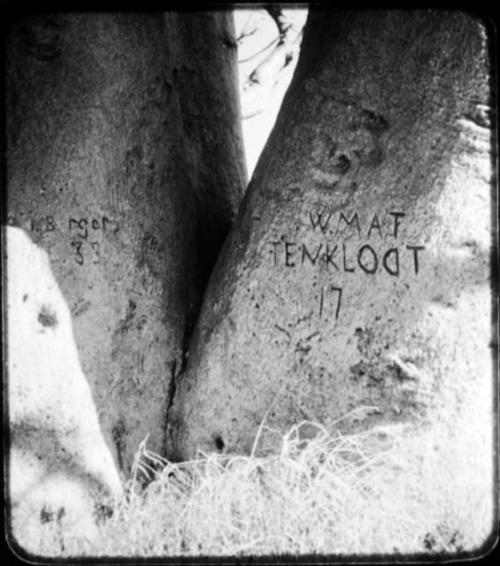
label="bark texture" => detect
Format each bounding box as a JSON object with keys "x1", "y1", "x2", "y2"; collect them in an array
[
  {"x1": 6, "y1": 11, "x2": 246, "y2": 480},
  {"x1": 168, "y1": 11, "x2": 493, "y2": 461}
]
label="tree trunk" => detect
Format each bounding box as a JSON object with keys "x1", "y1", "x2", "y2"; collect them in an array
[
  {"x1": 6, "y1": 11, "x2": 246, "y2": 478},
  {"x1": 7, "y1": 226, "x2": 123, "y2": 553},
  {"x1": 168, "y1": 8, "x2": 492, "y2": 470}
]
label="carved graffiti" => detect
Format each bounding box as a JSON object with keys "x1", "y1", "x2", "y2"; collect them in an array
[
  {"x1": 67, "y1": 216, "x2": 118, "y2": 265},
  {"x1": 30, "y1": 214, "x2": 119, "y2": 266},
  {"x1": 267, "y1": 208, "x2": 426, "y2": 320}
]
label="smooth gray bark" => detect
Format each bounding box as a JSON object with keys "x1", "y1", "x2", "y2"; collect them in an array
[
  {"x1": 168, "y1": 10, "x2": 492, "y2": 460},
  {"x1": 7, "y1": 12, "x2": 246, "y2": 475}
]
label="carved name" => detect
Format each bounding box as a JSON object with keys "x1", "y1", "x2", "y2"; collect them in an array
[
  {"x1": 268, "y1": 210, "x2": 425, "y2": 277},
  {"x1": 267, "y1": 209, "x2": 426, "y2": 321},
  {"x1": 30, "y1": 215, "x2": 119, "y2": 266},
  {"x1": 308, "y1": 210, "x2": 406, "y2": 238},
  {"x1": 269, "y1": 241, "x2": 424, "y2": 275},
  {"x1": 68, "y1": 216, "x2": 118, "y2": 265}
]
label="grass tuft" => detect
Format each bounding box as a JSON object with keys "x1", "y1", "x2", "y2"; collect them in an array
[{"x1": 44, "y1": 406, "x2": 494, "y2": 558}]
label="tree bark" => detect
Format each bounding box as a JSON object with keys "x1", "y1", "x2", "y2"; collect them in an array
[
  {"x1": 168, "y1": 9, "x2": 493, "y2": 470},
  {"x1": 6, "y1": 11, "x2": 246, "y2": 476}
]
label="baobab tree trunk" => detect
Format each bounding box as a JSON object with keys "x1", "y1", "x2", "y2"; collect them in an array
[
  {"x1": 6, "y1": 11, "x2": 246, "y2": 482},
  {"x1": 168, "y1": 8, "x2": 493, "y2": 477}
]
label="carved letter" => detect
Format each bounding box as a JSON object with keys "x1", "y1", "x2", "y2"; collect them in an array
[
  {"x1": 302, "y1": 243, "x2": 323, "y2": 266},
  {"x1": 367, "y1": 213, "x2": 383, "y2": 239},
  {"x1": 358, "y1": 244, "x2": 378, "y2": 274},
  {"x1": 342, "y1": 243, "x2": 355, "y2": 272},
  {"x1": 323, "y1": 244, "x2": 339, "y2": 270},
  {"x1": 269, "y1": 241, "x2": 281, "y2": 266},
  {"x1": 309, "y1": 211, "x2": 332, "y2": 233},
  {"x1": 285, "y1": 241, "x2": 296, "y2": 267},
  {"x1": 382, "y1": 247, "x2": 399, "y2": 276},
  {"x1": 336, "y1": 212, "x2": 360, "y2": 236},
  {"x1": 406, "y1": 245, "x2": 425, "y2": 274},
  {"x1": 77, "y1": 218, "x2": 88, "y2": 240},
  {"x1": 389, "y1": 211, "x2": 405, "y2": 238}
]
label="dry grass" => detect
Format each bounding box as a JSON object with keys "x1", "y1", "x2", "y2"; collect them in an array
[{"x1": 35, "y1": 405, "x2": 495, "y2": 559}]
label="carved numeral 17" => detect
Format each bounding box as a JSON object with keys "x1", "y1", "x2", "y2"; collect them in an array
[{"x1": 319, "y1": 285, "x2": 342, "y2": 320}]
